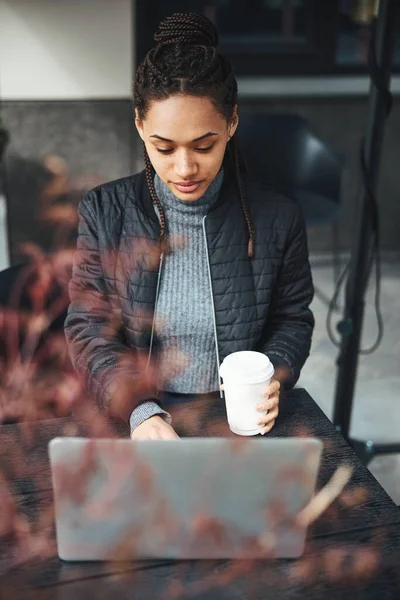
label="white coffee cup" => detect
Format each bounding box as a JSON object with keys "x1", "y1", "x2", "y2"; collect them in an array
[{"x1": 219, "y1": 351, "x2": 275, "y2": 436}]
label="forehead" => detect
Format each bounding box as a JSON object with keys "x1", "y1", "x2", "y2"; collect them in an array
[{"x1": 143, "y1": 95, "x2": 226, "y2": 138}]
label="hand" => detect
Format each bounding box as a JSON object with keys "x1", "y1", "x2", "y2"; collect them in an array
[
  {"x1": 255, "y1": 378, "x2": 280, "y2": 435},
  {"x1": 130, "y1": 415, "x2": 180, "y2": 440}
]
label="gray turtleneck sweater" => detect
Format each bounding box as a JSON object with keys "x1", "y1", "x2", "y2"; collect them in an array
[{"x1": 129, "y1": 169, "x2": 224, "y2": 432}]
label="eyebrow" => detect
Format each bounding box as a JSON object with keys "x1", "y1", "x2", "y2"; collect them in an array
[{"x1": 149, "y1": 132, "x2": 219, "y2": 143}]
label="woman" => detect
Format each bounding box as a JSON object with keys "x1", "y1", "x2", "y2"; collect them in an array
[{"x1": 65, "y1": 13, "x2": 314, "y2": 440}]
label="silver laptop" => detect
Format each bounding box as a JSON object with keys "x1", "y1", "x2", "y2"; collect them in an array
[{"x1": 49, "y1": 437, "x2": 322, "y2": 561}]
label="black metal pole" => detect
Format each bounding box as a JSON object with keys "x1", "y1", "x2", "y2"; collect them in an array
[{"x1": 333, "y1": 0, "x2": 398, "y2": 440}]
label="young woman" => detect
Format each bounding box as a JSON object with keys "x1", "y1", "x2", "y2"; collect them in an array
[{"x1": 65, "y1": 13, "x2": 314, "y2": 440}]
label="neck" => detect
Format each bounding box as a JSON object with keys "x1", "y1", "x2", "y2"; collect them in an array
[{"x1": 154, "y1": 169, "x2": 224, "y2": 213}]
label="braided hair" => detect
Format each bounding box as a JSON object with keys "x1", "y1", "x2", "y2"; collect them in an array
[{"x1": 133, "y1": 12, "x2": 255, "y2": 258}]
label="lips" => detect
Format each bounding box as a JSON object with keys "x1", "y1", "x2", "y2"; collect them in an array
[{"x1": 173, "y1": 181, "x2": 203, "y2": 194}]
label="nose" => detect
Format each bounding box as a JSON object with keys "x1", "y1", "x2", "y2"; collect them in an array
[{"x1": 174, "y1": 149, "x2": 198, "y2": 180}]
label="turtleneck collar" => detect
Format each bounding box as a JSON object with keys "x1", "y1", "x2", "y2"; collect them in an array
[{"x1": 154, "y1": 168, "x2": 224, "y2": 215}]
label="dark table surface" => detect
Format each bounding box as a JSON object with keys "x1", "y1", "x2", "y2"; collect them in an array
[{"x1": 1, "y1": 388, "x2": 400, "y2": 599}]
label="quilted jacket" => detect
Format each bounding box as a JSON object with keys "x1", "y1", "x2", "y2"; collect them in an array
[{"x1": 65, "y1": 165, "x2": 314, "y2": 425}]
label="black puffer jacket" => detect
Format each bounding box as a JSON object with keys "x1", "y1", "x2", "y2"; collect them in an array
[{"x1": 65, "y1": 167, "x2": 314, "y2": 424}]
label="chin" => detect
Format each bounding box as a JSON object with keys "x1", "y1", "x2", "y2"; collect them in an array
[{"x1": 176, "y1": 191, "x2": 204, "y2": 202}]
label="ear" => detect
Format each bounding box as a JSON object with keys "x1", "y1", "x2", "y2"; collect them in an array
[
  {"x1": 232, "y1": 104, "x2": 238, "y2": 123},
  {"x1": 229, "y1": 105, "x2": 239, "y2": 138},
  {"x1": 134, "y1": 109, "x2": 144, "y2": 140}
]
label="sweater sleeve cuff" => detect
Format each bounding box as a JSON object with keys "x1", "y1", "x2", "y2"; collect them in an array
[{"x1": 129, "y1": 401, "x2": 172, "y2": 433}]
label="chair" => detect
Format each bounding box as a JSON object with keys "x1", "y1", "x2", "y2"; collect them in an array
[{"x1": 237, "y1": 112, "x2": 346, "y2": 306}]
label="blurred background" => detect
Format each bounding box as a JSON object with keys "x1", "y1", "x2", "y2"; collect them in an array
[{"x1": 0, "y1": 0, "x2": 399, "y2": 500}]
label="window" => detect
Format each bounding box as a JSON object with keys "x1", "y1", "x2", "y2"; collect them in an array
[
  {"x1": 336, "y1": 0, "x2": 400, "y2": 71},
  {"x1": 136, "y1": 0, "x2": 400, "y2": 76}
]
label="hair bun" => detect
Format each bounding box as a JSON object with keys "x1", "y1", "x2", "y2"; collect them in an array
[{"x1": 154, "y1": 13, "x2": 219, "y2": 48}]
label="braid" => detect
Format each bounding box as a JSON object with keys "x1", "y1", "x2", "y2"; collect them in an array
[
  {"x1": 154, "y1": 13, "x2": 219, "y2": 48},
  {"x1": 231, "y1": 135, "x2": 255, "y2": 259},
  {"x1": 143, "y1": 143, "x2": 168, "y2": 250},
  {"x1": 134, "y1": 12, "x2": 254, "y2": 258},
  {"x1": 133, "y1": 12, "x2": 236, "y2": 121},
  {"x1": 145, "y1": 48, "x2": 163, "y2": 81}
]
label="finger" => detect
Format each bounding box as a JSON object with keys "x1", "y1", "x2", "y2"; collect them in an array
[
  {"x1": 257, "y1": 408, "x2": 279, "y2": 426},
  {"x1": 256, "y1": 394, "x2": 279, "y2": 412},
  {"x1": 130, "y1": 432, "x2": 151, "y2": 440},
  {"x1": 162, "y1": 427, "x2": 180, "y2": 440},
  {"x1": 260, "y1": 419, "x2": 276, "y2": 436},
  {"x1": 220, "y1": 384, "x2": 225, "y2": 391},
  {"x1": 262, "y1": 379, "x2": 280, "y2": 397},
  {"x1": 151, "y1": 426, "x2": 180, "y2": 440}
]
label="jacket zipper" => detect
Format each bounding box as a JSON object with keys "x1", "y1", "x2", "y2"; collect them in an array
[
  {"x1": 146, "y1": 251, "x2": 164, "y2": 371},
  {"x1": 202, "y1": 215, "x2": 224, "y2": 399}
]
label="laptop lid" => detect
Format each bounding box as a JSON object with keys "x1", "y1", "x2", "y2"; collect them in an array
[{"x1": 49, "y1": 437, "x2": 323, "y2": 560}]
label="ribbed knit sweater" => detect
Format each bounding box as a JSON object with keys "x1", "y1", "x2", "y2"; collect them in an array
[{"x1": 129, "y1": 169, "x2": 224, "y2": 432}]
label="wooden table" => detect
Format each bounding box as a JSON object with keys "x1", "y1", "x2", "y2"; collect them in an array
[{"x1": 1, "y1": 389, "x2": 400, "y2": 599}]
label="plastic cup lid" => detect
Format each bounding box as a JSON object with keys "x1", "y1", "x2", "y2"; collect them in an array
[{"x1": 219, "y1": 351, "x2": 274, "y2": 384}]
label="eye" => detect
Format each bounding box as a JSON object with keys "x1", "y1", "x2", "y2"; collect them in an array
[
  {"x1": 195, "y1": 145, "x2": 214, "y2": 153},
  {"x1": 156, "y1": 148, "x2": 174, "y2": 155},
  {"x1": 156, "y1": 144, "x2": 215, "y2": 155}
]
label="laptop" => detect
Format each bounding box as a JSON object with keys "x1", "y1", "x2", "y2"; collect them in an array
[{"x1": 48, "y1": 436, "x2": 323, "y2": 561}]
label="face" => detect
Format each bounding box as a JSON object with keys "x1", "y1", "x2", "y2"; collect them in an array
[{"x1": 135, "y1": 95, "x2": 238, "y2": 201}]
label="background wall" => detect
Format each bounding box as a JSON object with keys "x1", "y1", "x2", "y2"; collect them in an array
[
  {"x1": 0, "y1": 0, "x2": 134, "y2": 263},
  {"x1": 0, "y1": 0, "x2": 399, "y2": 263},
  {"x1": 0, "y1": 0, "x2": 133, "y2": 100},
  {"x1": 2, "y1": 100, "x2": 134, "y2": 262}
]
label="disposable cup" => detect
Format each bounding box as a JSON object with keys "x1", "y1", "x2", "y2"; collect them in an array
[{"x1": 219, "y1": 351, "x2": 274, "y2": 436}]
